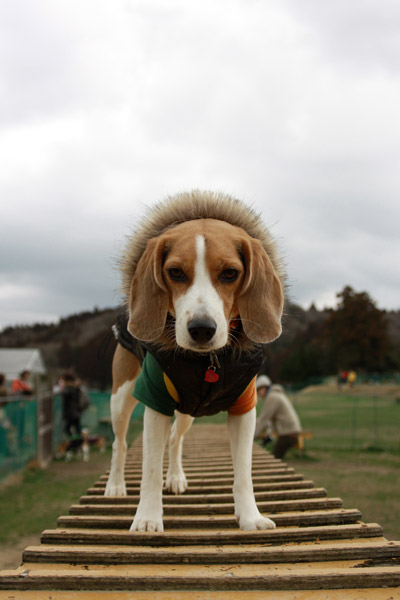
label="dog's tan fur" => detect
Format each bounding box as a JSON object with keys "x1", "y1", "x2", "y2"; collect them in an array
[
  {"x1": 120, "y1": 190, "x2": 285, "y2": 302},
  {"x1": 111, "y1": 345, "x2": 140, "y2": 394}
]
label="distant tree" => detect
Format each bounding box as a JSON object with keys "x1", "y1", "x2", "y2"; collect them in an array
[
  {"x1": 77, "y1": 330, "x2": 116, "y2": 390},
  {"x1": 325, "y1": 286, "x2": 390, "y2": 372},
  {"x1": 279, "y1": 320, "x2": 329, "y2": 382},
  {"x1": 58, "y1": 340, "x2": 80, "y2": 370}
]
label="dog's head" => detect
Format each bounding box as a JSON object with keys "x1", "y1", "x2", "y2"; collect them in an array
[{"x1": 127, "y1": 217, "x2": 283, "y2": 353}]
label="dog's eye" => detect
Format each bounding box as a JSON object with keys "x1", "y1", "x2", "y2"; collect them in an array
[
  {"x1": 220, "y1": 268, "x2": 239, "y2": 283},
  {"x1": 168, "y1": 268, "x2": 187, "y2": 282}
]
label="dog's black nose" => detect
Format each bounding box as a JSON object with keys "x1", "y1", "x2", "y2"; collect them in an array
[{"x1": 187, "y1": 317, "x2": 217, "y2": 343}]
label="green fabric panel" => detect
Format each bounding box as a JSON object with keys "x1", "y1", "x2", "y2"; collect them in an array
[{"x1": 132, "y1": 352, "x2": 177, "y2": 417}]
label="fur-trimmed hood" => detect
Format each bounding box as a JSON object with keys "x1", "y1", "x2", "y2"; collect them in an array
[{"x1": 120, "y1": 190, "x2": 285, "y2": 302}]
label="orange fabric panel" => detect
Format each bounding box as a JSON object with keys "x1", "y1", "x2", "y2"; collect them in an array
[{"x1": 228, "y1": 376, "x2": 257, "y2": 416}]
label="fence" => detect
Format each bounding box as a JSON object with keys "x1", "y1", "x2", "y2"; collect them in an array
[
  {"x1": 0, "y1": 391, "x2": 144, "y2": 482},
  {"x1": 0, "y1": 397, "x2": 38, "y2": 481}
]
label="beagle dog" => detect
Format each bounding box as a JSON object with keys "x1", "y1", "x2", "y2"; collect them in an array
[{"x1": 105, "y1": 191, "x2": 285, "y2": 532}]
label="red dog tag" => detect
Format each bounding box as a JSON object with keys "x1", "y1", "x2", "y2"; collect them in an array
[{"x1": 204, "y1": 368, "x2": 219, "y2": 383}]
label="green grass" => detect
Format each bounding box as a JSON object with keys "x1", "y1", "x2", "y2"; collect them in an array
[
  {"x1": 274, "y1": 390, "x2": 400, "y2": 540},
  {"x1": 292, "y1": 392, "x2": 400, "y2": 453},
  {"x1": 0, "y1": 422, "x2": 142, "y2": 548},
  {"x1": 0, "y1": 451, "x2": 112, "y2": 545}
]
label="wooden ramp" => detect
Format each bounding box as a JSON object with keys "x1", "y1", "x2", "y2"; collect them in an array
[{"x1": 1, "y1": 424, "x2": 400, "y2": 598}]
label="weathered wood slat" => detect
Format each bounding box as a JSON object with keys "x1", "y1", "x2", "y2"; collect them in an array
[
  {"x1": 78, "y1": 487, "x2": 327, "y2": 506},
  {"x1": 93, "y1": 479, "x2": 314, "y2": 493},
  {"x1": 58, "y1": 508, "x2": 359, "y2": 530},
  {"x1": 118, "y1": 464, "x2": 293, "y2": 472},
  {"x1": 61, "y1": 508, "x2": 362, "y2": 529},
  {"x1": 2, "y1": 563, "x2": 400, "y2": 591},
  {"x1": 41, "y1": 522, "x2": 381, "y2": 546},
  {"x1": 23, "y1": 540, "x2": 400, "y2": 565},
  {"x1": 121, "y1": 459, "x2": 283, "y2": 468},
  {"x1": 67, "y1": 497, "x2": 344, "y2": 518},
  {"x1": 94, "y1": 472, "x2": 305, "y2": 486},
  {"x1": 93, "y1": 476, "x2": 314, "y2": 494},
  {"x1": 6, "y1": 589, "x2": 400, "y2": 599},
  {"x1": 77, "y1": 487, "x2": 327, "y2": 508}
]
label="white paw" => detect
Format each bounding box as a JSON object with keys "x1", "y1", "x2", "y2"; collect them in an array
[
  {"x1": 164, "y1": 469, "x2": 188, "y2": 495},
  {"x1": 104, "y1": 478, "x2": 127, "y2": 496},
  {"x1": 130, "y1": 510, "x2": 164, "y2": 532},
  {"x1": 236, "y1": 511, "x2": 276, "y2": 531}
]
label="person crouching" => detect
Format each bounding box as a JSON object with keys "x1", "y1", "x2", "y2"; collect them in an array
[{"x1": 254, "y1": 376, "x2": 302, "y2": 459}]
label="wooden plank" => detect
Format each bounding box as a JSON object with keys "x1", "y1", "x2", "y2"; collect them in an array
[
  {"x1": 61, "y1": 497, "x2": 344, "y2": 518},
  {"x1": 3, "y1": 589, "x2": 400, "y2": 599},
  {"x1": 1, "y1": 563, "x2": 400, "y2": 591},
  {"x1": 41, "y1": 522, "x2": 382, "y2": 546},
  {"x1": 121, "y1": 453, "x2": 283, "y2": 461},
  {"x1": 60, "y1": 508, "x2": 361, "y2": 529},
  {"x1": 120, "y1": 458, "x2": 283, "y2": 467},
  {"x1": 116, "y1": 466, "x2": 295, "y2": 475},
  {"x1": 95, "y1": 473, "x2": 305, "y2": 486},
  {"x1": 93, "y1": 480, "x2": 315, "y2": 493},
  {"x1": 121, "y1": 457, "x2": 289, "y2": 464},
  {"x1": 22, "y1": 540, "x2": 400, "y2": 565},
  {"x1": 93, "y1": 478, "x2": 315, "y2": 495},
  {"x1": 74, "y1": 486, "x2": 326, "y2": 508},
  {"x1": 78, "y1": 488, "x2": 327, "y2": 506}
]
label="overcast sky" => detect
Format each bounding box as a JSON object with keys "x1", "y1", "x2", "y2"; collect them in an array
[{"x1": 1, "y1": 0, "x2": 399, "y2": 329}]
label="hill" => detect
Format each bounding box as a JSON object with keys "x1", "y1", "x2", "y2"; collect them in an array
[
  {"x1": 0, "y1": 308, "x2": 120, "y2": 390},
  {"x1": 1, "y1": 299, "x2": 399, "y2": 389}
]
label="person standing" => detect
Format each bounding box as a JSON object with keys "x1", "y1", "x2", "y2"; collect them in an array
[
  {"x1": 11, "y1": 370, "x2": 33, "y2": 396},
  {"x1": 60, "y1": 373, "x2": 82, "y2": 437},
  {"x1": 0, "y1": 374, "x2": 8, "y2": 398},
  {"x1": 254, "y1": 376, "x2": 302, "y2": 459},
  {"x1": 0, "y1": 374, "x2": 9, "y2": 407},
  {"x1": 348, "y1": 370, "x2": 357, "y2": 387}
]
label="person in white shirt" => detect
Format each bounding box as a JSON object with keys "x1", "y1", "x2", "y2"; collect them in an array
[{"x1": 254, "y1": 376, "x2": 302, "y2": 459}]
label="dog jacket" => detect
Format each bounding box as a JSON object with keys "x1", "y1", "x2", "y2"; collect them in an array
[{"x1": 113, "y1": 312, "x2": 266, "y2": 418}]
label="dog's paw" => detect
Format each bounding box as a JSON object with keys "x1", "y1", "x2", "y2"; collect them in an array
[
  {"x1": 236, "y1": 511, "x2": 276, "y2": 531},
  {"x1": 104, "y1": 478, "x2": 127, "y2": 497},
  {"x1": 164, "y1": 469, "x2": 188, "y2": 495},
  {"x1": 130, "y1": 512, "x2": 164, "y2": 532}
]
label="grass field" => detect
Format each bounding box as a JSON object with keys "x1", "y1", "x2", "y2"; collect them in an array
[
  {"x1": 0, "y1": 386, "x2": 399, "y2": 570},
  {"x1": 279, "y1": 386, "x2": 400, "y2": 541}
]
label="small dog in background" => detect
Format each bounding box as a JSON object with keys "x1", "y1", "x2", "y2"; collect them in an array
[
  {"x1": 106, "y1": 191, "x2": 285, "y2": 532},
  {"x1": 56, "y1": 429, "x2": 106, "y2": 462}
]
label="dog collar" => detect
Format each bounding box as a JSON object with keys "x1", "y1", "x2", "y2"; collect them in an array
[
  {"x1": 229, "y1": 315, "x2": 241, "y2": 330},
  {"x1": 204, "y1": 352, "x2": 221, "y2": 383}
]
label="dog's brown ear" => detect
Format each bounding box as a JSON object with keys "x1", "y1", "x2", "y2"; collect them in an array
[
  {"x1": 128, "y1": 236, "x2": 169, "y2": 341},
  {"x1": 238, "y1": 237, "x2": 284, "y2": 343}
]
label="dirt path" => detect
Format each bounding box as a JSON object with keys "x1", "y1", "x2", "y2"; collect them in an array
[{"x1": 0, "y1": 535, "x2": 41, "y2": 570}]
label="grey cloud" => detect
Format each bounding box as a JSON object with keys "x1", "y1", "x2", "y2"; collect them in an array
[
  {"x1": 283, "y1": 0, "x2": 400, "y2": 72},
  {"x1": 1, "y1": 0, "x2": 400, "y2": 329}
]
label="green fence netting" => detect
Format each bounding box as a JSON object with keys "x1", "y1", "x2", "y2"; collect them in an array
[
  {"x1": 0, "y1": 398, "x2": 38, "y2": 480},
  {"x1": 1, "y1": 391, "x2": 145, "y2": 481}
]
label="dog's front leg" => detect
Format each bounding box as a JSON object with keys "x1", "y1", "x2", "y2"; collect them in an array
[
  {"x1": 165, "y1": 411, "x2": 194, "y2": 494},
  {"x1": 227, "y1": 408, "x2": 276, "y2": 531},
  {"x1": 106, "y1": 346, "x2": 140, "y2": 497},
  {"x1": 131, "y1": 406, "x2": 170, "y2": 532},
  {"x1": 105, "y1": 381, "x2": 137, "y2": 496}
]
